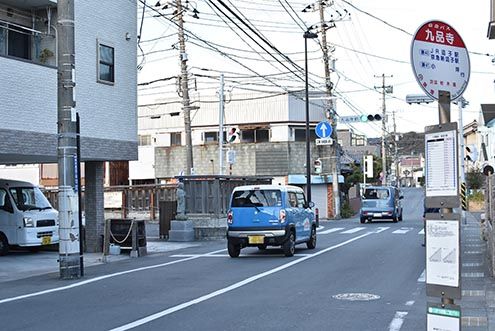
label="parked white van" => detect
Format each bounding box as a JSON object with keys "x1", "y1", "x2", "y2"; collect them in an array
[{"x1": 0, "y1": 179, "x2": 59, "y2": 255}]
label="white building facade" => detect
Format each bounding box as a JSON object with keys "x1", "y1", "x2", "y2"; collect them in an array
[
  {"x1": 134, "y1": 91, "x2": 343, "y2": 218},
  {"x1": 0, "y1": 0, "x2": 138, "y2": 251}
]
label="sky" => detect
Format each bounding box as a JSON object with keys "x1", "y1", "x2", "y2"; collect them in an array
[{"x1": 136, "y1": 0, "x2": 495, "y2": 138}]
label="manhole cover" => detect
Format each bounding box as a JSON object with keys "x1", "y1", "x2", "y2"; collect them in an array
[{"x1": 332, "y1": 293, "x2": 381, "y2": 301}]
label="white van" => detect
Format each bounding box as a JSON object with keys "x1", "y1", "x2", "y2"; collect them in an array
[{"x1": 0, "y1": 179, "x2": 59, "y2": 255}]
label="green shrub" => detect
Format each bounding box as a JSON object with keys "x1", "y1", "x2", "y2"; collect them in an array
[
  {"x1": 341, "y1": 201, "x2": 355, "y2": 219},
  {"x1": 468, "y1": 191, "x2": 484, "y2": 203}
]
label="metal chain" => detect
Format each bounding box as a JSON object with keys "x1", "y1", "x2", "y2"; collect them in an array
[{"x1": 109, "y1": 219, "x2": 135, "y2": 244}]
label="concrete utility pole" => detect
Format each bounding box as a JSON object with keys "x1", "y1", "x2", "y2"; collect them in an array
[
  {"x1": 218, "y1": 74, "x2": 224, "y2": 175},
  {"x1": 318, "y1": 0, "x2": 340, "y2": 218},
  {"x1": 375, "y1": 74, "x2": 393, "y2": 186},
  {"x1": 57, "y1": 0, "x2": 81, "y2": 279},
  {"x1": 392, "y1": 110, "x2": 399, "y2": 186},
  {"x1": 176, "y1": 0, "x2": 194, "y2": 175}
]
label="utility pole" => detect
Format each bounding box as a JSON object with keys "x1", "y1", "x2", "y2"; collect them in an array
[
  {"x1": 57, "y1": 0, "x2": 81, "y2": 279},
  {"x1": 375, "y1": 74, "x2": 393, "y2": 186},
  {"x1": 218, "y1": 74, "x2": 224, "y2": 175},
  {"x1": 318, "y1": 0, "x2": 340, "y2": 218},
  {"x1": 176, "y1": 0, "x2": 194, "y2": 175},
  {"x1": 392, "y1": 110, "x2": 399, "y2": 186}
]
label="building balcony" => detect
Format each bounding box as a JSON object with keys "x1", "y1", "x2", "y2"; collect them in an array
[{"x1": 0, "y1": 0, "x2": 57, "y2": 66}]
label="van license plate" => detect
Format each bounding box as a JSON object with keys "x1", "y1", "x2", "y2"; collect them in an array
[
  {"x1": 373, "y1": 213, "x2": 382, "y2": 217},
  {"x1": 248, "y1": 236, "x2": 264, "y2": 244},
  {"x1": 41, "y1": 236, "x2": 51, "y2": 245}
]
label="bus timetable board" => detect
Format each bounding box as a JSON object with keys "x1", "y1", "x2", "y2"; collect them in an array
[{"x1": 424, "y1": 122, "x2": 459, "y2": 208}]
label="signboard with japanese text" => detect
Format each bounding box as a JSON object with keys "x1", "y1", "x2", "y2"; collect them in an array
[
  {"x1": 424, "y1": 122, "x2": 459, "y2": 208},
  {"x1": 427, "y1": 303, "x2": 461, "y2": 331},
  {"x1": 411, "y1": 20, "x2": 470, "y2": 101}
]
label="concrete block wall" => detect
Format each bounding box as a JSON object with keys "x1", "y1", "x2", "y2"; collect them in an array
[{"x1": 155, "y1": 142, "x2": 336, "y2": 179}]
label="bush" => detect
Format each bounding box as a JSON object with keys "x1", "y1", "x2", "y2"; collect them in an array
[
  {"x1": 340, "y1": 201, "x2": 355, "y2": 219},
  {"x1": 468, "y1": 191, "x2": 484, "y2": 203},
  {"x1": 466, "y1": 170, "x2": 484, "y2": 190}
]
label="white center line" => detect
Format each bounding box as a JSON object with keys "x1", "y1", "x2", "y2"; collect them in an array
[
  {"x1": 405, "y1": 300, "x2": 415, "y2": 306},
  {"x1": 319, "y1": 227, "x2": 345, "y2": 235},
  {"x1": 109, "y1": 232, "x2": 374, "y2": 331},
  {"x1": 389, "y1": 311, "x2": 408, "y2": 331},
  {"x1": 341, "y1": 227, "x2": 366, "y2": 234},
  {"x1": 0, "y1": 248, "x2": 228, "y2": 305},
  {"x1": 418, "y1": 229, "x2": 425, "y2": 235}
]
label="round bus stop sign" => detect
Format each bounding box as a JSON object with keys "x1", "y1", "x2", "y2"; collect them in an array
[{"x1": 411, "y1": 20, "x2": 470, "y2": 101}]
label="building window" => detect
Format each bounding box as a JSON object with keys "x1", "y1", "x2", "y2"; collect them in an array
[
  {"x1": 0, "y1": 23, "x2": 31, "y2": 60},
  {"x1": 241, "y1": 130, "x2": 254, "y2": 143},
  {"x1": 170, "y1": 132, "x2": 181, "y2": 146},
  {"x1": 294, "y1": 128, "x2": 316, "y2": 142},
  {"x1": 98, "y1": 43, "x2": 114, "y2": 83},
  {"x1": 204, "y1": 132, "x2": 218, "y2": 143},
  {"x1": 240, "y1": 129, "x2": 270, "y2": 143},
  {"x1": 138, "y1": 135, "x2": 151, "y2": 146},
  {"x1": 256, "y1": 129, "x2": 269, "y2": 142}
]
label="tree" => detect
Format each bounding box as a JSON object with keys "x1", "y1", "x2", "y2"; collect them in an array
[{"x1": 466, "y1": 169, "x2": 483, "y2": 190}]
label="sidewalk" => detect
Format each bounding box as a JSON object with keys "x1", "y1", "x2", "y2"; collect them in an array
[
  {"x1": 0, "y1": 221, "x2": 203, "y2": 283},
  {"x1": 459, "y1": 211, "x2": 495, "y2": 330}
]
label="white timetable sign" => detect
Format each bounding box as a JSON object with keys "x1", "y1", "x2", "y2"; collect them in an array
[{"x1": 425, "y1": 129, "x2": 458, "y2": 197}]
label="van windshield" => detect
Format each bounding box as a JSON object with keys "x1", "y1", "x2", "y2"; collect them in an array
[
  {"x1": 364, "y1": 188, "x2": 390, "y2": 200},
  {"x1": 232, "y1": 190, "x2": 282, "y2": 208},
  {"x1": 9, "y1": 187, "x2": 52, "y2": 211}
]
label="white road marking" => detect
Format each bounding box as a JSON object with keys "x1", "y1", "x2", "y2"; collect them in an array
[
  {"x1": 316, "y1": 226, "x2": 325, "y2": 231},
  {"x1": 418, "y1": 269, "x2": 425, "y2": 282},
  {"x1": 341, "y1": 227, "x2": 366, "y2": 234},
  {"x1": 319, "y1": 227, "x2": 345, "y2": 234},
  {"x1": 392, "y1": 228, "x2": 413, "y2": 234},
  {"x1": 110, "y1": 232, "x2": 374, "y2": 331},
  {"x1": 0, "y1": 248, "x2": 228, "y2": 305},
  {"x1": 388, "y1": 311, "x2": 408, "y2": 331},
  {"x1": 171, "y1": 254, "x2": 311, "y2": 258},
  {"x1": 418, "y1": 229, "x2": 424, "y2": 235},
  {"x1": 374, "y1": 227, "x2": 390, "y2": 233},
  {"x1": 405, "y1": 300, "x2": 415, "y2": 306}
]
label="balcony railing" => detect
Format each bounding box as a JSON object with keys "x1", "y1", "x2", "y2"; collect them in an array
[{"x1": 0, "y1": 9, "x2": 56, "y2": 66}]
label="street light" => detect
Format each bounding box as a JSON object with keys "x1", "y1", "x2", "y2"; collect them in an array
[{"x1": 304, "y1": 30, "x2": 318, "y2": 204}]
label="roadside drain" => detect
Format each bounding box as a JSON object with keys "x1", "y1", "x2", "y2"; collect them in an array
[{"x1": 332, "y1": 293, "x2": 381, "y2": 301}]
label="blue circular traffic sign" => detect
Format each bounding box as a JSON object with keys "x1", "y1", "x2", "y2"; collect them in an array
[{"x1": 315, "y1": 121, "x2": 332, "y2": 138}]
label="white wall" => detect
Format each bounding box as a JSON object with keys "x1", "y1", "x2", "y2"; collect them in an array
[
  {"x1": 0, "y1": 165, "x2": 40, "y2": 185},
  {"x1": 0, "y1": 57, "x2": 57, "y2": 134},
  {"x1": 75, "y1": 0, "x2": 137, "y2": 143},
  {"x1": 129, "y1": 146, "x2": 155, "y2": 181}
]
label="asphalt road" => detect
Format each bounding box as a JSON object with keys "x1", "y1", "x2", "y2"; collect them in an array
[{"x1": 0, "y1": 188, "x2": 427, "y2": 331}]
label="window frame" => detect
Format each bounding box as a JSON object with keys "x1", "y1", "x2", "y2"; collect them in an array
[
  {"x1": 97, "y1": 40, "x2": 115, "y2": 85},
  {"x1": 170, "y1": 132, "x2": 182, "y2": 146}
]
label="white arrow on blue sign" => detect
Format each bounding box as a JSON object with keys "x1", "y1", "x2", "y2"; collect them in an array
[{"x1": 315, "y1": 121, "x2": 332, "y2": 138}]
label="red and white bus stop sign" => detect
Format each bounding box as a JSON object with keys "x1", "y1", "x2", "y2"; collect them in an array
[{"x1": 411, "y1": 20, "x2": 470, "y2": 101}]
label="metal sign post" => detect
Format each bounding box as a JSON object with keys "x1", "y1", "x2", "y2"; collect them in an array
[{"x1": 412, "y1": 20, "x2": 470, "y2": 329}]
